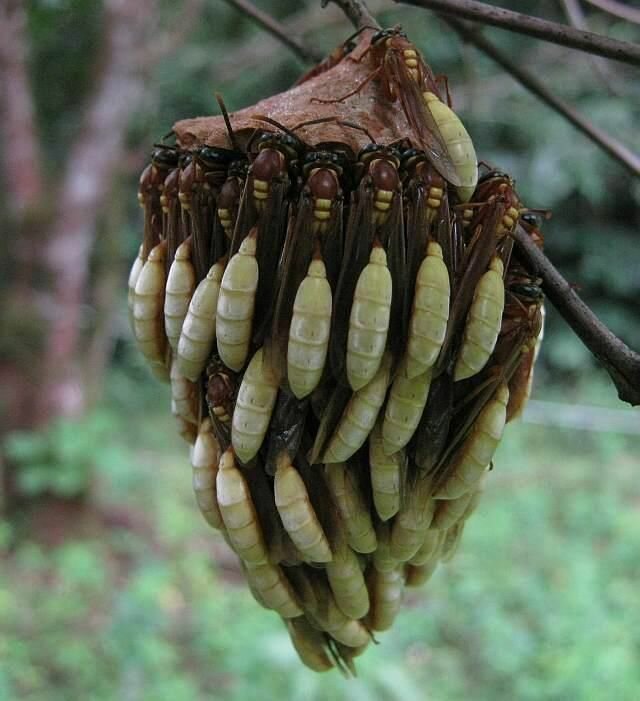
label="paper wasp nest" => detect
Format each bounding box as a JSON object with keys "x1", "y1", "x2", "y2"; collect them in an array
[{"x1": 131, "y1": 28, "x2": 545, "y2": 674}]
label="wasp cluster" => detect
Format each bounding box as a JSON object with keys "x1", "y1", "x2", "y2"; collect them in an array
[{"x1": 129, "y1": 28, "x2": 545, "y2": 674}]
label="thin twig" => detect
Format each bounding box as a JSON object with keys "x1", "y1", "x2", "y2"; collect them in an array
[
  {"x1": 443, "y1": 16, "x2": 640, "y2": 177},
  {"x1": 584, "y1": 0, "x2": 640, "y2": 25},
  {"x1": 560, "y1": 0, "x2": 618, "y2": 96},
  {"x1": 324, "y1": 0, "x2": 381, "y2": 29},
  {"x1": 513, "y1": 224, "x2": 640, "y2": 407},
  {"x1": 221, "y1": 0, "x2": 640, "y2": 406},
  {"x1": 223, "y1": 0, "x2": 323, "y2": 63},
  {"x1": 394, "y1": 0, "x2": 640, "y2": 66}
]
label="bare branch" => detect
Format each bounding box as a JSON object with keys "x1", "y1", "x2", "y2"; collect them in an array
[
  {"x1": 324, "y1": 0, "x2": 381, "y2": 30},
  {"x1": 583, "y1": 0, "x2": 640, "y2": 25},
  {"x1": 394, "y1": 0, "x2": 640, "y2": 66},
  {"x1": 513, "y1": 224, "x2": 640, "y2": 407},
  {"x1": 223, "y1": 0, "x2": 323, "y2": 63},
  {"x1": 443, "y1": 16, "x2": 640, "y2": 177},
  {"x1": 560, "y1": 0, "x2": 619, "y2": 96}
]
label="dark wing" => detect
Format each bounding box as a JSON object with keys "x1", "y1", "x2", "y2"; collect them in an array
[
  {"x1": 329, "y1": 182, "x2": 375, "y2": 381},
  {"x1": 387, "y1": 51, "x2": 462, "y2": 187},
  {"x1": 264, "y1": 389, "x2": 309, "y2": 476},
  {"x1": 252, "y1": 175, "x2": 293, "y2": 349},
  {"x1": 435, "y1": 200, "x2": 505, "y2": 374}
]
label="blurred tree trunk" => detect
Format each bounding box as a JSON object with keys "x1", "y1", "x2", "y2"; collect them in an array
[{"x1": 0, "y1": 0, "x2": 155, "y2": 520}]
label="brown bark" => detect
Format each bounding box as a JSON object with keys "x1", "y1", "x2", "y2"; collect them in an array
[{"x1": 0, "y1": 0, "x2": 160, "y2": 519}]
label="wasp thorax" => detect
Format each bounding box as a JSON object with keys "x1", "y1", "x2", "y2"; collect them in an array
[
  {"x1": 160, "y1": 168, "x2": 179, "y2": 213},
  {"x1": 252, "y1": 148, "x2": 286, "y2": 205}
]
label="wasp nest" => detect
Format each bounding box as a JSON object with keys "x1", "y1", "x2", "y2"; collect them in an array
[{"x1": 130, "y1": 27, "x2": 545, "y2": 674}]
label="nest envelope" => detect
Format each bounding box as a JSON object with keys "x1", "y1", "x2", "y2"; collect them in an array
[{"x1": 130, "y1": 29, "x2": 545, "y2": 674}]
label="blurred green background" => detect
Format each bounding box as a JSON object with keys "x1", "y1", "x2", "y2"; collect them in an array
[{"x1": 0, "y1": 1, "x2": 638, "y2": 699}]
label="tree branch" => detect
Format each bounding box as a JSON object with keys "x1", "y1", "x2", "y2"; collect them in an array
[
  {"x1": 583, "y1": 0, "x2": 640, "y2": 25},
  {"x1": 513, "y1": 225, "x2": 640, "y2": 406},
  {"x1": 323, "y1": 0, "x2": 381, "y2": 29},
  {"x1": 394, "y1": 0, "x2": 640, "y2": 66},
  {"x1": 223, "y1": 0, "x2": 323, "y2": 64},
  {"x1": 443, "y1": 16, "x2": 640, "y2": 178}
]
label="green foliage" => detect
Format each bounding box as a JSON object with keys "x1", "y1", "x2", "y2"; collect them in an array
[
  {"x1": 3, "y1": 411, "x2": 128, "y2": 498},
  {"x1": 1, "y1": 406, "x2": 639, "y2": 700}
]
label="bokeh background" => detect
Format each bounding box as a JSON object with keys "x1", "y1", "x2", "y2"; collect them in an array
[{"x1": 1, "y1": 1, "x2": 639, "y2": 699}]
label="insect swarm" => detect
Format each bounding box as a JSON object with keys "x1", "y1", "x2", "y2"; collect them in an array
[{"x1": 129, "y1": 23, "x2": 554, "y2": 675}]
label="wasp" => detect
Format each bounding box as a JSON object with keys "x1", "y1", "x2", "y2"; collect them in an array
[
  {"x1": 316, "y1": 27, "x2": 477, "y2": 197},
  {"x1": 205, "y1": 356, "x2": 236, "y2": 444},
  {"x1": 216, "y1": 448, "x2": 269, "y2": 564},
  {"x1": 321, "y1": 352, "x2": 391, "y2": 465},
  {"x1": 274, "y1": 461, "x2": 333, "y2": 563},
  {"x1": 390, "y1": 475, "x2": 435, "y2": 562},
  {"x1": 244, "y1": 561, "x2": 302, "y2": 619},
  {"x1": 369, "y1": 419, "x2": 402, "y2": 522},
  {"x1": 138, "y1": 146, "x2": 180, "y2": 259},
  {"x1": 346, "y1": 243, "x2": 393, "y2": 391},
  {"x1": 324, "y1": 462, "x2": 377, "y2": 554},
  {"x1": 231, "y1": 347, "x2": 279, "y2": 464},
  {"x1": 169, "y1": 359, "x2": 198, "y2": 426},
  {"x1": 381, "y1": 360, "x2": 432, "y2": 456},
  {"x1": 191, "y1": 419, "x2": 223, "y2": 530},
  {"x1": 267, "y1": 144, "x2": 349, "y2": 382},
  {"x1": 127, "y1": 245, "x2": 145, "y2": 334},
  {"x1": 366, "y1": 566, "x2": 405, "y2": 632},
  {"x1": 176, "y1": 257, "x2": 225, "y2": 382},
  {"x1": 164, "y1": 237, "x2": 196, "y2": 352},
  {"x1": 285, "y1": 618, "x2": 335, "y2": 673},
  {"x1": 293, "y1": 29, "x2": 360, "y2": 86},
  {"x1": 330, "y1": 144, "x2": 406, "y2": 381},
  {"x1": 231, "y1": 120, "x2": 308, "y2": 348},
  {"x1": 454, "y1": 255, "x2": 506, "y2": 382},
  {"x1": 216, "y1": 159, "x2": 248, "y2": 242},
  {"x1": 216, "y1": 229, "x2": 259, "y2": 371},
  {"x1": 433, "y1": 383, "x2": 509, "y2": 500},
  {"x1": 132, "y1": 239, "x2": 169, "y2": 380},
  {"x1": 178, "y1": 145, "x2": 240, "y2": 282},
  {"x1": 326, "y1": 542, "x2": 370, "y2": 620}
]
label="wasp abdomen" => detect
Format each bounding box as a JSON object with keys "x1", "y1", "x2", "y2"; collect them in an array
[
  {"x1": 323, "y1": 353, "x2": 391, "y2": 464},
  {"x1": 382, "y1": 363, "x2": 432, "y2": 455},
  {"x1": 176, "y1": 260, "x2": 224, "y2": 381},
  {"x1": 133, "y1": 240, "x2": 168, "y2": 373},
  {"x1": 369, "y1": 420, "x2": 401, "y2": 521},
  {"x1": 164, "y1": 238, "x2": 196, "y2": 352},
  {"x1": 435, "y1": 384, "x2": 509, "y2": 499},
  {"x1": 367, "y1": 567, "x2": 404, "y2": 632},
  {"x1": 245, "y1": 561, "x2": 302, "y2": 618},
  {"x1": 274, "y1": 461, "x2": 332, "y2": 563},
  {"x1": 326, "y1": 544, "x2": 370, "y2": 619},
  {"x1": 216, "y1": 448, "x2": 269, "y2": 564},
  {"x1": 231, "y1": 347, "x2": 278, "y2": 464},
  {"x1": 216, "y1": 232, "x2": 259, "y2": 371},
  {"x1": 287, "y1": 258, "x2": 332, "y2": 399},
  {"x1": 423, "y1": 92, "x2": 478, "y2": 202},
  {"x1": 406, "y1": 242, "x2": 450, "y2": 379},
  {"x1": 454, "y1": 256, "x2": 505, "y2": 382},
  {"x1": 325, "y1": 462, "x2": 377, "y2": 554},
  {"x1": 346, "y1": 247, "x2": 392, "y2": 392},
  {"x1": 191, "y1": 419, "x2": 223, "y2": 529}
]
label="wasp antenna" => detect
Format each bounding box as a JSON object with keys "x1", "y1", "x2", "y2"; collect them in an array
[
  {"x1": 250, "y1": 114, "x2": 298, "y2": 139},
  {"x1": 337, "y1": 120, "x2": 377, "y2": 144},
  {"x1": 215, "y1": 93, "x2": 240, "y2": 152},
  {"x1": 161, "y1": 129, "x2": 176, "y2": 143},
  {"x1": 291, "y1": 116, "x2": 338, "y2": 131}
]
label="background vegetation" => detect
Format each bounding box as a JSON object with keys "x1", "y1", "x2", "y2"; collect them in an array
[{"x1": 0, "y1": 1, "x2": 638, "y2": 699}]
